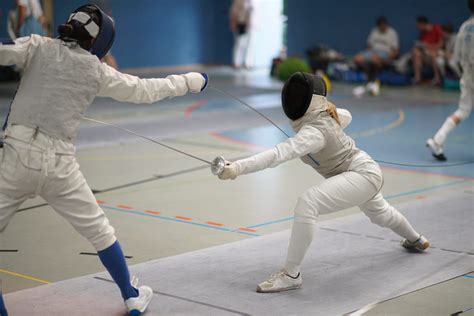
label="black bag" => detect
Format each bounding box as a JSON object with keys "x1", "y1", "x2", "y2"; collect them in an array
[{"x1": 237, "y1": 23, "x2": 247, "y2": 35}]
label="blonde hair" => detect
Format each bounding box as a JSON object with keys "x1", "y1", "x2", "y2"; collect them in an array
[{"x1": 326, "y1": 101, "x2": 340, "y2": 125}]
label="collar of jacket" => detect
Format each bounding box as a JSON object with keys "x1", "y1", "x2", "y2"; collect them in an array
[{"x1": 290, "y1": 95, "x2": 328, "y2": 131}]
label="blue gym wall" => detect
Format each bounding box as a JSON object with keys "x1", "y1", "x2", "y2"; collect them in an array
[
  {"x1": 0, "y1": 1, "x2": 14, "y2": 39},
  {"x1": 2, "y1": 1, "x2": 469, "y2": 68},
  {"x1": 286, "y1": 0, "x2": 470, "y2": 58},
  {"x1": 52, "y1": 0, "x2": 233, "y2": 69}
]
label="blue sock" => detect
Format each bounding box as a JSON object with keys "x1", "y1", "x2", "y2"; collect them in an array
[
  {"x1": 0, "y1": 293, "x2": 8, "y2": 316},
  {"x1": 98, "y1": 241, "x2": 138, "y2": 300}
]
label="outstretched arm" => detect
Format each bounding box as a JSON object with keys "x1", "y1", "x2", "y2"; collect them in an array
[
  {"x1": 0, "y1": 35, "x2": 45, "y2": 69},
  {"x1": 220, "y1": 125, "x2": 325, "y2": 179},
  {"x1": 97, "y1": 64, "x2": 207, "y2": 104}
]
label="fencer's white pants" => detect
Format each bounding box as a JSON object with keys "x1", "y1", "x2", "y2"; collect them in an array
[
  {"x1": 453, "y1": 71, "x2": 473, "y2": 121},
  {"x1": 0, "y1": 125, "x2": 116, "y2": 251},
  {"x1": 233, "y1": 33, "x2": 251, "y2": 68},
  {"x1": 284, "y1": 155, "x2": 420, "y2": 276}
]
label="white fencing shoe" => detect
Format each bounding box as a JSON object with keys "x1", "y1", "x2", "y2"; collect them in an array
[
  {"x1": 352, "y1": 85, "x2": 366, "y2": 98},
  {"x1": 401, "y1": 235, "x2": 430, "y2": 252},
  {"x1": 426, "y1": 138, "x2": 447, "y2": 161},
  {"x1": 366, "y1": 80, "x2": 380, "y2": 96},
  {"x1": 125, "y1": 278, "x2": 153, "y2": 315},
  {"x1": 256, "y1": 270, "x2": 302, "y2": 293}
]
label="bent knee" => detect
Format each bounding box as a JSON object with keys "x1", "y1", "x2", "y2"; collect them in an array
[
  {"x1": 80, "y1": 218, "x2": 117, "y2": 251},
  {"x1": 294, "y1": 193, "x2": 318, "y2": 225},
  {"x1": 454, "y1": 107, "x2": 471, "y2": 122}
]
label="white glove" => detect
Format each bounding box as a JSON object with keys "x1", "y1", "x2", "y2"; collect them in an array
[
  {"x1": 218, "y1": 160, "x2": 238, "y2": 180},
  {"x1": 183, "y1": 72, "x2": 207, "y2": 93}
]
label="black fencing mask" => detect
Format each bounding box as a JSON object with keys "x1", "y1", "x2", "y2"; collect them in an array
[{"x1": 281, "y1": 72, "x2": 327, "y2": 120}]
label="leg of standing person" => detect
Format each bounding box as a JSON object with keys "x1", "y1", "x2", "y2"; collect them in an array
[
  {"x1": 428, "y1": 73, "x2": 473, "y2": 160},
  {"x1": 411, "y1": 47, "x2": 423, "y2": 83},
  {"x1": 428, "y1": 49, "x2": 442, "y2": 85},
  {"x1": 0, "y1": 136, "x2": 51, "y2": 316},
  {"x1": 40, "y1": 152, "x2": 153, "y2": 313}
]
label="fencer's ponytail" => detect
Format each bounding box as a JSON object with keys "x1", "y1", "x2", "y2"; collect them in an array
[
  {"x1": 58, "y1": 13, "x2": 96, "y2": 51},
  {"x1": 326, "y1": 102, "x2": 341, "y2": 126},
  {"x1": 58, "y1": 24, "x2": 74, "y2": 38}
]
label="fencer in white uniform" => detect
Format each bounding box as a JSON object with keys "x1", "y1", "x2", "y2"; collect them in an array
[
  {"x1": 217, "y1": 72, "x2": 429, "y2": 293},
  {"x1": 427, "y1": 0, "x2": 474, "y2": 161},
  {"x1": 0, "y1": 4, "x2": 207, "y2": 315}
]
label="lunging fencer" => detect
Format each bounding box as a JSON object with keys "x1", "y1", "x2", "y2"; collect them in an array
[
  {"x1": 427, "y1": 0, "x2": 473, "y2": 161},
  {"x1": 215, "y1": 72, "x2": 429, "y2": 293},
  {"x1": 0, "y1": 4, "x2": 208, "y2": 315}
]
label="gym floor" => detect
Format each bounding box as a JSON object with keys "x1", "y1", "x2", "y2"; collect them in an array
[{"x1": 1, "y1": 67, "x2": 473, "y2": 315}]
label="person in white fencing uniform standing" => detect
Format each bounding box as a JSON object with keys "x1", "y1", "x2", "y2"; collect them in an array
[
  {"x1": 0, "y1": 4, "x2": 208, "y2": 315},
  {"x1": 216, "y1": 72, "x2": 429, "y2": 293},
  {"x1": 427, "y1": 0, "x2": 474, "y2": 161},
  {"x1": 230, "y1": 0, "x2": 253, "y2": 69}
]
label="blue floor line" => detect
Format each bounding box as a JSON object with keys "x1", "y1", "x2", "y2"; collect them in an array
[
  {"x1": 247, "y1": 216, "x2": 294, "y2": 229},
  {"x1": 245, "y1": 179, "x2": 468, "y2": 230},
  {"x1": 102, "y1": 205, "x2": 233, "y2": 233},
  {"x1": 463, "y1": 275, "x2": 474, "y2": 279},
  {"x1": 384, "y1": 179, "x2": 467, "y2": 200}
]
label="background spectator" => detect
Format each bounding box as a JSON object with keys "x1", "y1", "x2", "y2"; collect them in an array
[
  {"x1": 437, "y1": 23, "x2": 459, "y2": 77},
  {"x1": 17, "y1": 0, "x2": 46, "y2": 37},
  {"x1": 353, "y1": 16, "x2": 399, "y2": 96},
  {"x1": 411, "y1": 16, "x2": 443, "y2": 85},
  {"x1": 230, "y1": 0, "x2": 253, "y2": 69}
]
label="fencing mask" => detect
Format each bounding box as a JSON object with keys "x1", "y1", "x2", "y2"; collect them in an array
[
  {"x1": 58, "y1": 4, "x2": 115, "y2": 59},
  {"x1": 281, "y1": 72, "x2": 327, "y2": 120}
]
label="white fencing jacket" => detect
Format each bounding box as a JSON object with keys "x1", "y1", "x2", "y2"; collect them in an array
[
  {"x1": 454, "y1": 16, "x2": 474, "y2": 77},
  {"x1": 234, "y1": 96, "x2": 378, "y2": 182},
  {"x1": 0, "y1": 35, "x2": 205, "y2": 143}
]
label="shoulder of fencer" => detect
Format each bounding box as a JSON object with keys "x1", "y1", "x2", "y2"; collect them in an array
[{"x1": 459, "y1": 17, "x2": 474, "y2": 32}]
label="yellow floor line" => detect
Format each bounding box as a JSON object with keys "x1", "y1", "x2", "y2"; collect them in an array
[
  {"x1": 0, "y1": 268, "x2": 50, "y2": 284},
  {"x1": 351, "y1": 110, "x2": 405, "y2": 138}
]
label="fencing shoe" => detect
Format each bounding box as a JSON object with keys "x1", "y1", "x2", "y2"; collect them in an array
[
  {"x1": 256, "y1": 270, "x2": 302, "y2": 293},
  {"x1": 366, "y1": 80, "x2": 380, "y2": 96},
  {"x1": 426, "y1": 138, "x2": 447, "y2": 161},
  {"x1": 125, "y1": 277, "x2": 153, "y2": 315},
  {"x1": 401, "y1": 235, "x2": 430, "y2": 252},
  {"x1": 352, "y1": 85, "x2": 366, "y2": 98}
]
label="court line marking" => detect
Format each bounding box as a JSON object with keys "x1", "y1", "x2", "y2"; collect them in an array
[
  {"x1": 345, "y1": 271, "x2": 474, "y2": 316},
  {"x1": 100, "y1": 204, "x2": 260, "y2": 237},
  {"x1": 0, "y1": 268, "x2": 50, "y2": 284},
  {"x1": 94, "y1": 276, "x2": 250, "y2": 315},
  {"x1": 350, "y1": 110, "x2": 405, "y2": 138},
  {"x1": 184, "y1": 99, "x2": 208, "y2": 118},
  {"x1": 209, "y1": 131, "x2": 268, "y2": 151},
  {"x1": 246, "y1": 179, "x2": 467, "y2": 229}
]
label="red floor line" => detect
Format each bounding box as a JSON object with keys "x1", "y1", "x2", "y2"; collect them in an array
[
  {"x1": 105, "y1": 202, "x2": 259, "y2": 234},
  {"x1": 239, "y1": 227, "x2": 257, "y2": 233},
  {"x1": 381, "y1": 165, "x2": 474, "y2": 181},
  {"x1": 117, "y1": 204, "x2": 133, "y2": 210},
  {"x1": 144, "y1": 210, "x2": 161, "y2": 215},
  {"x1": 206, "y1": 221, "x2": 225, "y2": 227},
  {"x1": 209, "y1": 131, "x2": 269, "y2": 151},
  {"x1": 175, "y1": 216, "x2": 192, "y2": 221},
  {"x1": 184, "y1": 99, "x2": 208, "y2": 118}
]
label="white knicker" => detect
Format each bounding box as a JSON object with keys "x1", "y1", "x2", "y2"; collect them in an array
[
  {"x1": 293, "y1": 153, "x2": 412, "y2": 232},
  {"x1": 454, "y1": 72, "x2": 473, "y2": 121},
  {"x1": 0, "y1": 125, "x2": 116, "y2": 251}
]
